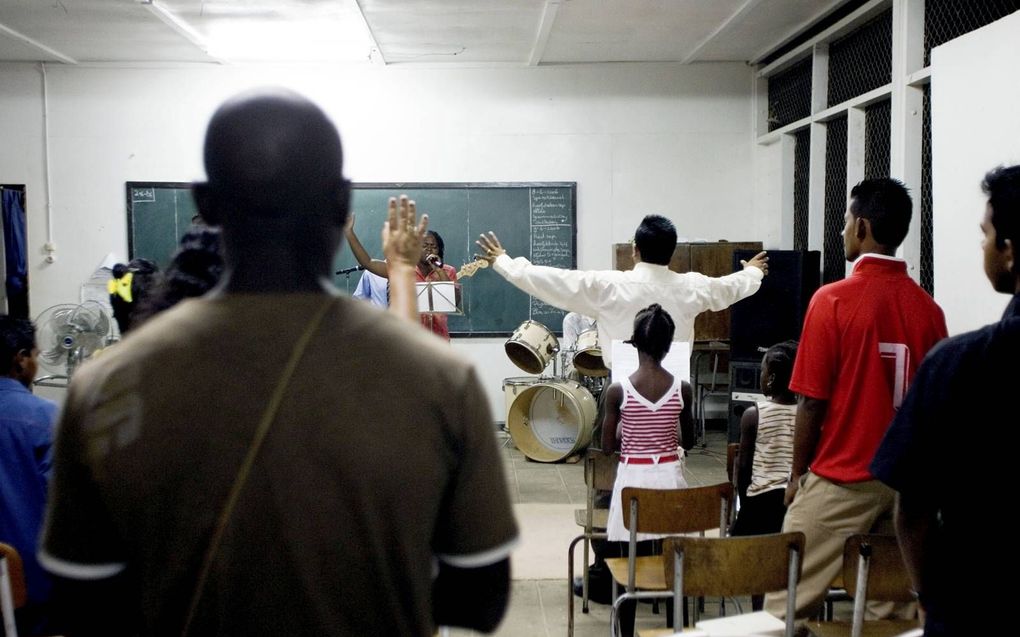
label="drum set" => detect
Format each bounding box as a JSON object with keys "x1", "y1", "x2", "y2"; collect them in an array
[{"x1": 502, "y1": 320, "x2": 608, "y2": 463}]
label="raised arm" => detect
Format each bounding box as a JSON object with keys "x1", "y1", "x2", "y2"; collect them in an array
[
  {"x1": 785, "y1": 395, "x2": 827, "y2": 506},
  {"x1": 381, "y1": 196, "x2": 428, "y2": 324},
  {"x1": 601, "y1": 382, "x2": 624, "y2": 453},
  {"x1": 345, "y1": 216, "x2": 390, "y2": 278},
  {"x1": 697, "y1": 251, "x2": 769, "y2": 312},
  {"x1": 476, "y1": 231, "x2": 605, "y2": 318}
]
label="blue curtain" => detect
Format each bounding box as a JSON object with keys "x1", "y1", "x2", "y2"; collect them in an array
[{"x1": 2, "y1": 188, "x2": 28, "y2": 317}]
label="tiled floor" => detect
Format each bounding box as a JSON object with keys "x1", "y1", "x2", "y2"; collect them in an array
[{"x1": 448, "y1": 427, "x2": 743, "y2": 637}]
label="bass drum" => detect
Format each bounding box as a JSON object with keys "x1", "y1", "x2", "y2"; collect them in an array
[{"x1": 506, "y1": 379, "x2": 597, "y2": 463}]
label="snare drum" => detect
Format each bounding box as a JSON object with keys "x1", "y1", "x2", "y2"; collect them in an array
[
  {"x1": 573, "y1": 328, "x2": 608, "y2": 377},
  {"x1": 505, "y1": 320, "x2": 559, "y2": 374},
  {"x1": 505, "y1": 378, "x2": 597, "y2": 462}
]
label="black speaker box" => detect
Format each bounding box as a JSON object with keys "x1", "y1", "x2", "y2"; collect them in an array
[
  {"x1": 728, "y1": 359, "x2": 764, "y2": 442},
  {"x1": 729, "y1": 249, "x2": 820, "y2": 362}
]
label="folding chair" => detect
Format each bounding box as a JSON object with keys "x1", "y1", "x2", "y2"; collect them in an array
[
  {"x1": 663, "y1": 532, "x2": 805, "y2": 637},
  {"x1": 605, "y1": 483, "x2": 733, "y2": 637},
  {"x1": 567, "y1": 450, "x2": 619, "y2": 637},
  {"x1": 1, "y1": 543, "x2": 27, "y2": 637},
  {"x1": 807, "y1": 534, "x2": 919, "y2": 637}
]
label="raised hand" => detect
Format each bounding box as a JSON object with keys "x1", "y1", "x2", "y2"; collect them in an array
[
  {"x1": 383, "y1": 196, "x2": 429, "y2": 268},
  {"x1": 740, "y1": 251, "x2": 769, "y2": 276},
  {"x1": 475, "y1": 231, "x2": 507, "y2": 264}
]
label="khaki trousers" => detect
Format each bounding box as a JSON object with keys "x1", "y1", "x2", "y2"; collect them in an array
[{"x1": 764, "y1": 472, "x2": 908, "y2": 621}]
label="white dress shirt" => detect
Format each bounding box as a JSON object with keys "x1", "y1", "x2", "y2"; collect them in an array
[{"x1": 492, "y1": 254, "x2": 763, "y2": 368}]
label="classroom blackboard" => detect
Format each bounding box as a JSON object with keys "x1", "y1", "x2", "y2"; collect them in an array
[
  {"x1": 126, "y1": 182, "x2": 199, "y2": 270},
  {"x1": 126, "y1": 181, "x2": 576, "y2": 337}
]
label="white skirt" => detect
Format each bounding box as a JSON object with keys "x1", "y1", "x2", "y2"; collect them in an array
[{"x1": 606, "y1": 454, "x2": 688, "y2": 542}]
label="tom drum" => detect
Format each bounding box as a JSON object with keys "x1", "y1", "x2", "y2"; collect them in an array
[
  {"x1": 505, "y1": 320, "x2": 559, "y2": 374},
  {"x1": 572, "y1": 328, "x2": 608, "y2": 377}
]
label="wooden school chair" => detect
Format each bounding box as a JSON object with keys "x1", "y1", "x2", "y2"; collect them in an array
[
  {"x1": 605, "y1": 483, "x2": 733, "y2": 637},
  {"x1": 1, "y1": 543, "x2": 28, "y2": 637},
  {"x1": 807, "y1": 534, "x2": 920, "y2": 637},
  {"x1": 567, "y1": 450, "x2": 620, "y2": 636},
  {"x1": 661, "y1": 532, "x2": 805, "y2": 637}
]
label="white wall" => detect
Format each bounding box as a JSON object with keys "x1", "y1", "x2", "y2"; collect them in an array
[
  {"x1": 931, "y1": 12, "x2": 1020, "y2": 335},
  {"x1": 0, "y1": 61, "x2": 754, "y2": 417}
]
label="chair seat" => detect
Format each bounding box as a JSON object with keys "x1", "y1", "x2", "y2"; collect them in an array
[
  {"x1": 605, "y1": 555, "x2": 667, "y2": 591},
  {"x1": 807, "y1": 619, "x2": 921, "y2": 637},
  {"x1": 574, "y1": 507, "x2": 609, "y2": 529}
]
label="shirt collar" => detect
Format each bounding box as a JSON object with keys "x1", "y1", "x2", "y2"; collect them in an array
[
  {"x1": 0, "y1": 377, "x2": 30, "y2": 393},
  {"x1": 1005, "y1": 293, "x2": 1020, "y2": 320},
  {"x1": 851, "y1": 253, "x2": 907, "y2": 275},
  {"x1": 632, "y1": 261, "x2": 670, "y2": 272}
]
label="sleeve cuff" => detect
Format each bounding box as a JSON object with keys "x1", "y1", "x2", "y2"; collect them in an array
[
  {"x1": 38, "y1": 549, "x2": 127, "y2": 580},
  {"x1": 436, "y1": 536, "x2": 519, "y2": 569}
]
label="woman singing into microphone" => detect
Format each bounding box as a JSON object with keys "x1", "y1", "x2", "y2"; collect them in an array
[{"x1": 346, "y1": 209, "x2": 458, "y2": 341}]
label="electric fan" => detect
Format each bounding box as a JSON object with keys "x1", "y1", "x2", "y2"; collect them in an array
[{"x1": 33, "y1": 301, "x2": 112, "y2": 386}]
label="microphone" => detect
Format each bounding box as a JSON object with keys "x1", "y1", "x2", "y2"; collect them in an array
[
  {"x1": 336, "y1": 265, "x2": 366, "y2": 275},
  {"x1": 427, "y1": 255, "x2": 443, "y2": 268}
]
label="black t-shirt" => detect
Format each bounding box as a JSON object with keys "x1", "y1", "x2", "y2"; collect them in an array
[{"x1": 872, "y1": 294, "x2": 1019, "y2": 633}]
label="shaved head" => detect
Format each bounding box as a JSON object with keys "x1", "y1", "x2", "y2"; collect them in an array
[{"x1": 202, "y1": 88, "x2": 349, "y2": 219}]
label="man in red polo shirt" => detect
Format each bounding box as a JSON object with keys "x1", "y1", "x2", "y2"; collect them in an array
[{"x1": 764, "y1": 178, "x2": 947, "y2": 620}]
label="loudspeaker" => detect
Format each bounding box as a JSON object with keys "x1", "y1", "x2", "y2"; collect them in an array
[
  {"x1": 729, "y1": 249, "x2": 820, "y2": 362},
  {"x1": 728, "y1": 359, "x2": 764, "y2": 442}
]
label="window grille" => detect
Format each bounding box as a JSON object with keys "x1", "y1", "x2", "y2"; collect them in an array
[
  {"x1": 920, "y1": 84, "x2": 934, "y2": 295},
  {"x1": 794, "y1": 128, "x2": 811, "y2": 251},
  {"x1": 828, "y1": 10, "x2": 893, "y2": 107},
  {"x1": 768, "y1": 57, "x2": 812, "y2": 131},
  {"x1": 924, "y1": 0, "x2": 1020, "y2": 66},
  {"x1": 864, "y1": 100, "x2": 892, "y2": 179},
  {"x1": 824, "y1": 117, "x2": 849, "y2": 284}
]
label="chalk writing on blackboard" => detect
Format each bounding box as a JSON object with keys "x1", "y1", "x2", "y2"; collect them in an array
[
  {"x1": 532, "y1": 188, "x2": 571, "y2": 225},
  {"x1": 132, "y1": 187, "x2": 156, "y2": 203},
  {"x1": 531, "y1": 226, "x2": 572, "y2": 267}
]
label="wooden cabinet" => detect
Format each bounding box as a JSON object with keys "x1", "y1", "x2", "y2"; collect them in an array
[{"x1": 612, "y1": 241, "x2": 763, "y2": 341}]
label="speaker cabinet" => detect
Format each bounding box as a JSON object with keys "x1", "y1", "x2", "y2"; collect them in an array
[
  {"x1": 729, "y1": 249, "x2": 820, "y2": 362},
  {"x1": 728, "y1": 359, "x2": 764, "y2": 442}
]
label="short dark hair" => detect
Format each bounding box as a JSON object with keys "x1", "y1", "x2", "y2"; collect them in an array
[
  {"x1": 982, "y1": 165, "x2": 1020, "y2": 263},
  {"x1": 849, "y1": 178, "x2": 912, "y2": 248},
  {"x1": 625, "y1": 303, "x2": 675, "y2": 362},
  {"x1": 634, "y1": 215, "x2": 677, "y2": 265},
  {"x1": 1, "y1": 314, "x2": 35, "y2": 372},
  {"x1": 133, "y1": 225, "x2": 224, "y2": 324},
  {"x1": 762, "y1": 340, "x2": 798, "y2": 398},
  {"x1": 426, "y1": 230, "x2": 445, "y2": 260}
]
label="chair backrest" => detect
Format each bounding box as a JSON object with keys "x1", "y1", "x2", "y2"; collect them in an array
[
  {"x1": 621, "y1": 483, "x2": 733, "y2": 536},
  {"x1": 664, "y1": 533, "x2": 805, "y2": 637},
  {"x1": 587, "y1": 450, "x2": 620, "y2": 492},
  {"x1": 1, "y1": 542, "x2": 28, "y2": 637},
  {"x1": 663, "y1": 532, "x2": 805, "y2": 598},
  {"x1": 843, "y1": 534, "x2": 914, "y2": 603}
]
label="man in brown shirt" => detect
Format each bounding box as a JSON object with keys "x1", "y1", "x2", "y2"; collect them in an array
[{"x1": 40, "y1": 88, "x2": 517, "y2": 636}]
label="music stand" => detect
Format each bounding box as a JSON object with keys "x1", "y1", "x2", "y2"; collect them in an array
[{"x1": 415, "y1": 281, "x2": 462, "y2": 315}]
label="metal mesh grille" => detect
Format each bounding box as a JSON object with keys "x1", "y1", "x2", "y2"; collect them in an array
[
  {"x1": 925, "y1": 0, "x2": 1020, "y2": 66},
  {"x1": 794, "y1": 128, "x2": 811, "y2": 251},
  {"x1": 920, "y1": 84, "x2": 934, "y2": 294},
  {"x1": 768, "y1": 57, "x2": 813, "y2": 131},
  {"x1": 827, "y1": 10, "x2": 893, "y2": 107},
  {"x1": 864, "y1": 99, "x2": 892, "y2": 179},
  {"x1": 824, "y1": 117, "x2": 848, "y2": 284}
]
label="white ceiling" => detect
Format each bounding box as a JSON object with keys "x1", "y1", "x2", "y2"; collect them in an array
[{"x1": 0, "y1": 0, "x2": 848, "y2": 66}]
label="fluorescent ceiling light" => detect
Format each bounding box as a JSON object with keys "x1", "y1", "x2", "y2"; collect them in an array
[{"x1": 206, "y1": 19, "x2": 373, "y2": 62}]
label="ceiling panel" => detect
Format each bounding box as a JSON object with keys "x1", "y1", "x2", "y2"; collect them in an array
[
  {"x1": 541, "y1": 0, "x2": 744, "y2": 64},
  {"x1": 694, "y1": 0, "x2": 847, "y2": 61},
  {"x1": 360, "y1": 0, "x2": 545, "y2": 64}
]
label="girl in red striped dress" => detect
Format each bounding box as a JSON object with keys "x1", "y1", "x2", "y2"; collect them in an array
[{"x1": 602, "y1": 303, "x2": 693, "y2": 543}]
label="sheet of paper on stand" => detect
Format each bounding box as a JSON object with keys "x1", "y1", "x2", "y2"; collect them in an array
[
  {"x1": 611, "y1": 340, "x2": 690, "y2": 381},
  {"x1": 415, "y1": 281, "x2": 460, "y2": 314}
]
